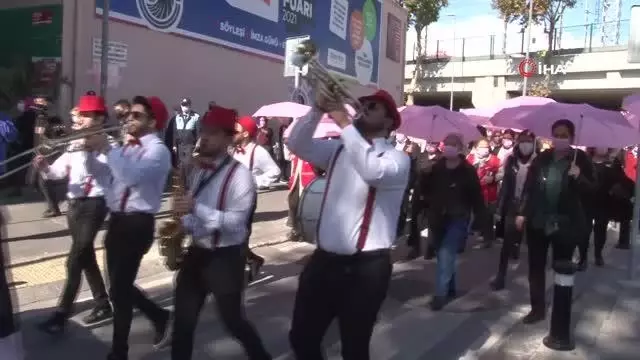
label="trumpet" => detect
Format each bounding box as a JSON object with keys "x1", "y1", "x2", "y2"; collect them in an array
[
  {"x1": 0, "y1": 125, "x2": 123, "y2": 181},
  {"x1": 291, "y1": 39, "x2": 362, "y2": 113}
]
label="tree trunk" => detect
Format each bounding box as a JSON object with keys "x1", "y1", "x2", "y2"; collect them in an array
[{"x1": 409, "y1": 24, "x2": 425, "y2": 99}]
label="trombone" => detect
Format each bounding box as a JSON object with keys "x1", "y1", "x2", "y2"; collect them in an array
[
  {"x1": 291, "y1": 39, "x2": 362, "y2": 113},
  {"x1": 0, "y1": 125, "x2": 122, "y2": 181}
]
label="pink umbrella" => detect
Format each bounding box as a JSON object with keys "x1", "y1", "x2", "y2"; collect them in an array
[
  {"x1": 621, "y1": 94, "x2": 640, "y2": 129},
  {"x1": 253, "y1": 101, "x2": 311, "y2": 118},
  {"x1": 283, "y1": 118, "x2": 342, "y2": 138},
  {"x1": 461, "y1": 96, "x2": 555, "y2": 125},
  {"x1": 491, "y1": 102, "x2": 639, "y2": 147},
  {"x1": 397, "y1": 105, "x2": 482, "y2": 142}
]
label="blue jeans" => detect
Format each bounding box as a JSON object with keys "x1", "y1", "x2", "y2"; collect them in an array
[{"x1": 435, "y1": 218, "x2": 470, "y2": 297}]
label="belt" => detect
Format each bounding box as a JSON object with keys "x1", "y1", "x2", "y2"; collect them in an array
[
  {"x1": 315, "y1": 248, "x2": 390, "y2": 261},
  {"x1": 68, "y1": 197, "x2": 104, "y2": 205}
]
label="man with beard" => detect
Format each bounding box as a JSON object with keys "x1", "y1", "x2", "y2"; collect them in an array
[
  {"x1": 166, "y1": 106, "x2": 272, "y2": 359},
  {"x1": 286, "y1": 87, "x2": 410, "y2": 359}
]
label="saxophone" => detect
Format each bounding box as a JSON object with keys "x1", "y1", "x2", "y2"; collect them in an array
[{"x1": 158, "y1": 163, "x2": 189, "y2": 271}]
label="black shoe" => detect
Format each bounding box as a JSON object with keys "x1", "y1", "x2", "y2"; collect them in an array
[
  {"x1": 522, "y1": 310, "x2": 545, "y2": 324},
  {"x1": 42, "y1": 209, "x2": 61, "y2": 218},
  {"x1": 490, "y1": 277, "x2": 505, "y2": 291},
  {"x1": 406, "y1": 247, "x2": 420, "y2": 260},
  {"x1": 447, "y1": 287, "x2": 457, "y2": 299},
  {"x1": 576, "y1": 261, "x2": 587, "y2": 272},
  {"x1": 153, "y1": 311, "x2": 172, "y2": 350},
  {"x1": 37, "y1": 311, "x2": 67, "y2": 335},
  {"x1": 429, "y1": 296, "x2": 446, "y2": 311},
  {"x1": 249, "y1": 257, "x2": 265, "y2": 281},
  {"x1": 595, "y1": 257, "x2": 604, "y2": 267},
  {"x1": 82, "y1": 305, "x2": 112, "y2": 325},
  {"x1": 616, "y1": 243, "x2": 630, "y2": 250}
]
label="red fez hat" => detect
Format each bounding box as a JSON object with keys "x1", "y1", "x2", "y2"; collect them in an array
[
  {"x1": 237, "y1": 116, "x2": 258, "y2": 137},
  {"x1": 76, "y1": 95, "x2": 106, "y2": 113},
  {"x1": 358, "y1": 90, "x2": 401, "y2": 130},
  {"x1": 147, "y1": 96, "x2": 168, "y2": 130},
  {"x1": 202, "y1": 106, "x2": 237, "y2": 132}
]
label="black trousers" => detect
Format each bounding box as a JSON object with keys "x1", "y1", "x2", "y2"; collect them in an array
[
  {"x1": 289, "y1": 249, "x2": 392, "y2": 360},
  {"x1": 171, "y1": 245, "x2": 271, "y2": 360},
  {"x1": 496, "y1": 205, "x2": 523, "y2": 279},
  {"x1": 526, "y1": 227, "x2": 576, "y2": 312},
  {"x1": 38, "y1": 176, "x2": 63, "y2": 212},
  {"x1": 578, "y1": 213, "x2": 609, "y2": 261},
  {"x1": 286, "y1": 184, "x2": 300, "y2": 231},
  {"x1": 58, "y1": 197, "x2": 109, "y2": 315},
  {"x1": 105, "y1": 212, "x2": 167, "y2": 357},
  {"x1": 0, "y1": 228, "x2": 17, "y2": 338}
]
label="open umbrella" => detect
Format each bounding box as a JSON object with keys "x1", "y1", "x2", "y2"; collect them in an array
[
  {"x1": 398, "y1": 105, "x2": 481, "y2": 142},
  {"x1": 253, "y1": 101, "x2": 311, "y2": 119},
  {"x1": 491, "y1": 102, "x2": 639, "y2": 148},
  {"x1": 461, "y1": 96, "x2": 555, "y2": 125}
]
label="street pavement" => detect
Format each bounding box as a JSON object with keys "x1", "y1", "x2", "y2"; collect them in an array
[{"x1": 3, "y1": 192, "x2": 640, "y2": 359}]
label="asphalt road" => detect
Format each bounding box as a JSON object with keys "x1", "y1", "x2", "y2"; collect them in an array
[{"x1": 1, "y1": 189, "x2": 290, "y2": 266}]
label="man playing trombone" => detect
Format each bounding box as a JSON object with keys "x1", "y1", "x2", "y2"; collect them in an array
[{"x1": 33, "y1": 94, "x2": 113, "y2": 334}]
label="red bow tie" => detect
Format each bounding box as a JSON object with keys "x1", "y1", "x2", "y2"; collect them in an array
[
  {"x1": 127, "y1": 138, "x2": 141, "y2": 146},
  {"x1": 235, "y1": 146, "x2": 245, "y2": 154}
]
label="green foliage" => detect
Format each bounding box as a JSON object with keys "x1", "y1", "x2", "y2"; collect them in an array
[{"x1": 404, "y1": 0, "x2": 449, "y2": 30}]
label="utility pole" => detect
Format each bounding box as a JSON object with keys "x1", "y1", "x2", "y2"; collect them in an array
[{"x1": 100, "y1": 0, "x2": 110, "y2": 98}]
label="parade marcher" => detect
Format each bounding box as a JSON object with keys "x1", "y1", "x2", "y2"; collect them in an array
[
  {"x1": 466, "y1": 137, "x2": 500, "y2": 248},
  {"x1": 112, "y1": 99, "x2": 131, "y2": 142},
  {"x1": 88, "y1": 96, "x2": 173, "y2": 360},
  {"x1": 285, "y1": 153, "x2": 317, "y2": 242},
  {"x1": 286, "y1": 88, "x2": 410, "y2": 359},
  {"x1": 0, "y1": 113, "x2": 18, "y2": 182},
  {"x1": 408, "y1": 142, "x2": 442, "y2": 260},
  {"x1": 618, "y1": 146, "x2": 637, "y2": 249},
  {"x1": 421, "y1": 133, "x2": 486, "y2": 310},
  {"x1": 515, "y1": 119, "x2": 595, "y2": 324},
  {"x1": 164, "y1": 98, "x2": 200, "y2": 169},
  {"x1": 232, "y1": 115, "x2": 281, "y2": 281},
  {"x1": 6, "y1": 98, "x2": 36, "y2": 197},
  {"x1": 491, "y1": 130, "x2": 537, "y2": 290},
  {"x1": 33, "y1": 95, "x2": 113, "y2": 334},
  {"x1": 496, "y1": 129, "x2": 516, "y2": 163},
  {"x1": 167, "y1": 106, "x2": 272, "y2": 360},
  {"x1": 400, "y1": 142, "x2": 420, "y2": 258}
]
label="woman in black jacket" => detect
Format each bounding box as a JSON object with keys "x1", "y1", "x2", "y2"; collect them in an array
[
  {"x1": 491, "y1": 130, "x2": 537, "y2": 291},
  {"x1": 515, "y1": 119, "x2": 596, "y2": 324}
]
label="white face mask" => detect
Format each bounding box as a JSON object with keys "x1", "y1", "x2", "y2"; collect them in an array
[
  {"x1": 518, "y1": 142, "x2": 534, "y2": 155},
  {"x1": 475, "y1": 147, "x2": 490, "y2": 158},
  {"x1": 181, "y1": 106, "x2": 190, "y2": 113},
  {"x1": 502, "y1": 139, "x2": 513, "y2": 148},
  {"x1": 16, "y1": 101, "x2": 24, "y2": 112}
]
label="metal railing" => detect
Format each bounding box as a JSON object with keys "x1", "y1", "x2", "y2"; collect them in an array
[{"x1": 407, "y1": 20, "x2": 630, "y2": 62}]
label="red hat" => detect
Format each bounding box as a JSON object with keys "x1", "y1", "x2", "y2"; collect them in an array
[
  {"x1": 147, "y1": 96, "x2": 168, "y2": 130},
  {"x1": 358, "y1": 90, "x2": 401, "y2": 130},
  {"x1": 76, "y1": 95, "x2": 106, "y2": 113},
  {"x1": 237, "y1": 116, "x2": 257, "y2": 137},
  {"x1": 202, "y1": 106, "x2": 237, "y2": 132}
]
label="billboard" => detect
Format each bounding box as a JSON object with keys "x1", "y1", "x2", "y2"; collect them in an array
[
  {"x1": 95, "y1": 0, "x2": 382, "y2": 86},
  {"x1": 629, "y1": 6, "x2": 640, "y2": 63}
]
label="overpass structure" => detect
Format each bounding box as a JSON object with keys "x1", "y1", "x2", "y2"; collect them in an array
[{"x1": 405, "y1": 20, "x2": 640, "y2": 109}]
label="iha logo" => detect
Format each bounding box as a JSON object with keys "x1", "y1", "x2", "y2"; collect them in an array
[
  {"x1": 518, "y1": 58, "x2": 567, "y2": 77},
  {"x1": 136, "y1": 0, "x2": 183, "y2": 31}
]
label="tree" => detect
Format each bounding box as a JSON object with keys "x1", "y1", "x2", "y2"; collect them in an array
[
  {"x1": 492, "y1": 0, "x2": 577, "y2": 96},
  {"x1": 404, "y1": 0, "x2": 449, "y2": 104}
]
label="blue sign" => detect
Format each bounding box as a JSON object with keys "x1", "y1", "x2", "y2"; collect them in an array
[{"x1": 96, "y1": 0, "x2": 382, "y2": 85}]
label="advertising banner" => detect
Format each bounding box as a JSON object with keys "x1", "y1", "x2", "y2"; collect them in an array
[{"x1": 96, "y1": 0, "x2": 382, "y2": 85}]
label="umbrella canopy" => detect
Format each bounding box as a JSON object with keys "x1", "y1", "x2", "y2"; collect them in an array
[
  {"x1": 398, "y1": 105, "x2": 481, "y2": 142},
  {"x1": 461, "y1": 96, "x2": 555, "y2": 125},
  {"x1": 253, "y1": 101, "x2": 311, "y2": 119}
]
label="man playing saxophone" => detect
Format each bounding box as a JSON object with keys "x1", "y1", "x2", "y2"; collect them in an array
[
  {"x1": 32, "y1": 94, "x2": 113, "y2": 334},
  {"x1": 165, "y1": 106, "x2": 271, "y2": 359}
]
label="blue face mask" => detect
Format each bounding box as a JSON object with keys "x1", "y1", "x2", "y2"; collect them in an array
[
  {"x1": 552, "y1": 137, "x2": 571, "y2": 150},
  {"x1": 442, "y1": 145, "x2": 460, "y2": 158}
]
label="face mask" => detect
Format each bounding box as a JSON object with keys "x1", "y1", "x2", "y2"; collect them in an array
[
  {"x1": 425, "y1": 145, "x2": 436, "y2": 153},
  {"x1": 518, "y1": 142, "x2": 534, "y2": 155},
  {"x1": 442, "y1": 145, "x2": 460, "y2": 158},
  {"x1": 16, "y1": 101, "x2": 24, "y2": 112},
  {"x1": 502, "y1": 139, "x2": 513, "y2": 148},
  {"x1": 181, "y1": 106, "x2": 190, "y2": 113},
  {"x1": 553, "y1": 137, "x2": 571, "y2": 150},
  {"x1": 476, "y1": 147, "x2": 490, "y2": 158}
]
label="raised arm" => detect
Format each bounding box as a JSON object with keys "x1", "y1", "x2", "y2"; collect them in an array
[
  {"x1": 254, "y1": 145, "x2": 281, "y2": 187},
  {"x1": 182, "y1": 167, "x2": 256, "y2": 237},
  {"x1": 340, "y1": 125, "x2": 411, "y2": 189},
  {"x1": 285, "y1": 108, "x2": 340, "y2": 170},
  {"x1": 107, "y1": 143, "x2": 171, "y2": 187}
]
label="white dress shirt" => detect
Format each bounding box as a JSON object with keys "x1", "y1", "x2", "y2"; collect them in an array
[
  {"x1": 42, "y1": 149, "x2": 112, "y2": 199},
  {"x1": 232, "y1": 142, "x2": 281, "y2": 188},
  {"x1": 286, "y1": 108, "x2": 411, "y2": 255},
  {"x1": 106, "y1": 133, "x2": 171, "y2": 214},
  {"x1": 181, "y1": 158, "x2": 257, "y2": 249}
]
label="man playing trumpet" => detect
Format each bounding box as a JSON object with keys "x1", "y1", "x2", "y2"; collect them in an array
[
  {"x1": 286, "y1": 83, "x2": 410, "y2": 359},
  {"x1": 167, "y1": 106, "x2": 271, "y2": 359},
  {"x1": 33, "y1": 94, "x2": 113, "y2": 334}
]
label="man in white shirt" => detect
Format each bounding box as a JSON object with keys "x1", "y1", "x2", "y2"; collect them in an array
[
  {"x1": 286, "y1": 88, "x2": 410, "y2": 359},
  {"x1": 32, "y1": 95, "x2": 112, "y2": 334},
  {"x1": 88, "y1": 96, "x2": 172, "y2": 360},
  {"x1": 167, "y1": 106, "x2": 271, "y2": 360},
  {"x1": 232, "y1": 115, "x2": 281, "y2": 280}
]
